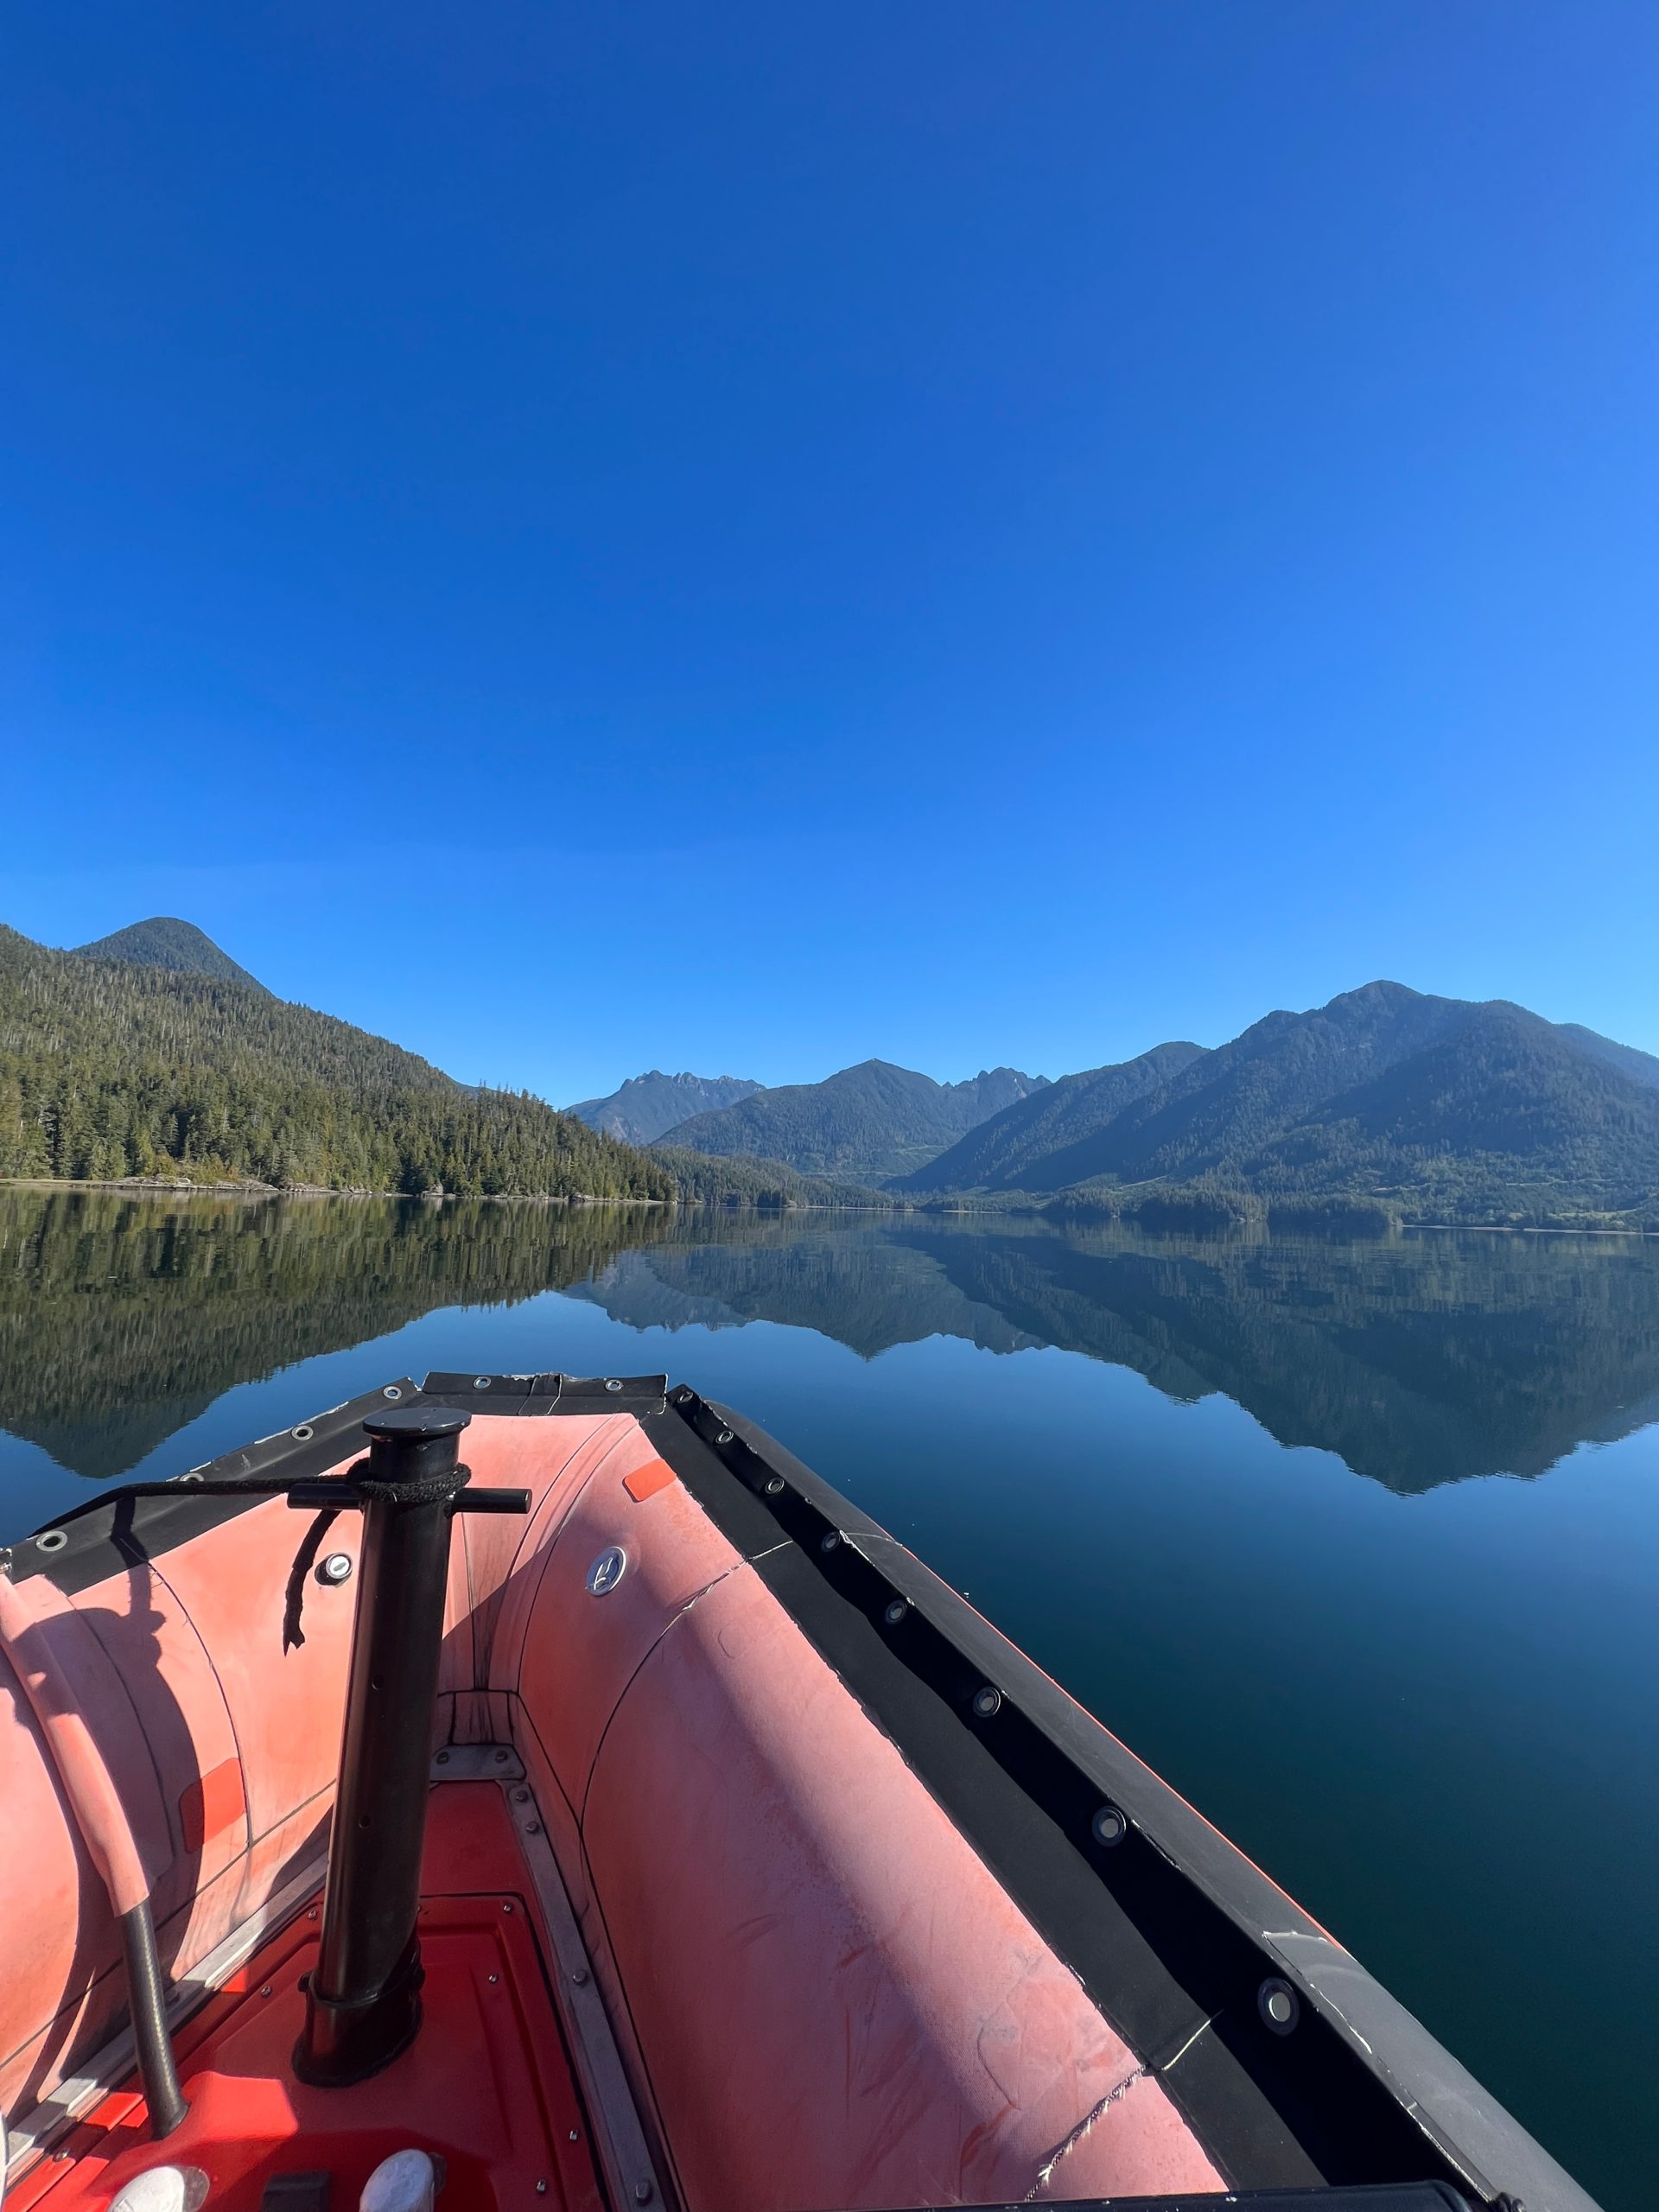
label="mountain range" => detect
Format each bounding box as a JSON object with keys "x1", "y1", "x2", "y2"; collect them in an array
[
  {"x1": 568, "y1": 1070, "x2": 762, "y2": 1145},
  {"x1": 636, "y1": 1060, "x2": 1048, "y2": 1183},
  {"x1": 8, "y1": 913, "x2": 1659, "y2": 1226},
  {"x1": 571, "y1": 982, "x2": 1659, "y2": 1226},
  {"x1": 899, "y1": 982, "x2": 1659, "y2": 1217}
]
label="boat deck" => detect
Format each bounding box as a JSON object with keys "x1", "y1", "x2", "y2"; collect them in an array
[{"x1": 8, "y1": 1784, "x2": 603, "y2": 2212}]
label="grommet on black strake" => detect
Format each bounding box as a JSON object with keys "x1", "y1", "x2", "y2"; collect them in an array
[
  {"x1": 1091, "y1": 1802, "x2": 1128, "y2": 1847},
  {"x1": 1258, "y1": 1976, "x2": 1300, "y2": 2035},
  {"x1": 971, "y1": 1685, "x2": 1002, "y2": 1719}
]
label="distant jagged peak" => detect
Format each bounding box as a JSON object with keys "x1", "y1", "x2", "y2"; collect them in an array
[
  {"x1": 566, "y1": 1070, "x2": 766, "y2": 1147},
  {"x1": 72, "y1": 916, "x2": 269, "y2": 995}
]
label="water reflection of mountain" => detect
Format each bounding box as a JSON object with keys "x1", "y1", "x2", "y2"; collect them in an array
[
  {"x1": 5, "y1": 1190, "x2": 1659, "y2": 1494},
  {"x1": 573, "y1": 1218, "x2": 1659, "y2": 1492},
  {"x1": 572, "y1": 1236, "x2": 1039, "y2": 1358},
  {"x1": 0, "y1": 1189, "x2": 675, "y2": 1481}
]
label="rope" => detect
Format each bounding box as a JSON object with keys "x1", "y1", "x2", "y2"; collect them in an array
[{"x1": 353, "y1": 1458, "x2": 473, "y2": 1507}]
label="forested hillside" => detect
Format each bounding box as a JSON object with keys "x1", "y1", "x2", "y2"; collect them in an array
[
  {"x1": 0, "y1": 925, "x2": 672, "y2": 1198},
  {"x1": 662, "y1": 1058, "x2": 1047, "y2": 1181},
  {"x1": 650, "y1": 1145, "x2": 893, "y2": 1210}
]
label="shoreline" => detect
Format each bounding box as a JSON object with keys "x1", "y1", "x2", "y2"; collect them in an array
[
  {"x1": 1, "y1": 1174, "x2": 1654, "y2": 1236},
  {"x1": 0, "y1": 1175, "x2": 671, "y2": 1207}
]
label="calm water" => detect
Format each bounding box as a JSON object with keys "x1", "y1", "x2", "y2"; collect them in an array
[{"x1": 3, "y1": 1189, "x2": 1656, "y2": 2209}]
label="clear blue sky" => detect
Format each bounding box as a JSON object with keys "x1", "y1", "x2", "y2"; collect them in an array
[{"x1": 4, "y1": 2, "x2": 1656, "y2": 1100}]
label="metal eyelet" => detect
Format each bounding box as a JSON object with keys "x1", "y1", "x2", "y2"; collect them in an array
[
  {"x1": 1091, "y1": 1803, "x2": 1128, "y2": 1847},
  {"x1": 382, "y1": 1385, "x2": 403, "y2": 1401},
  {"x1": 290, "y1": 1423, "x2": 315, "y2": 1442},
  {"x1": 605, "y1": 1378, "x2": 624, "y2": 1393},
  {"x1": 883, "y1": 1598, "x2": 908, "y2": 1626},
  {"x1": 971, "y1": 1686, "x2": 1002, "y2": 1719},
  {"x1": 35, "y1": 1529, "x2": 68, "y2": 1554},
  {"x1": 1258, "y1": 1978, "x2": 1300, "y2": 2035},
  {"x1": 587, "y1": 1547, "x2": 627, "y2": 1596},
  {"x1": 473, "y1": 1376, "x2": 492, "y2": 1390}
]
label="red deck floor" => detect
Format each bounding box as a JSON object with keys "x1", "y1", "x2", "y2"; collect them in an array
[{"x1": 12, "y1": 1786, "x2": 603, "y2": 2212}]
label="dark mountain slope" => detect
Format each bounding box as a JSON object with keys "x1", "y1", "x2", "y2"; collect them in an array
[
  {"x1": 1555, "y1": 1024, "x2": 1659, "y2": 1090},
  {"x1": 1090, "y1": 985, "x2": 1659, "y2": 1205},
  {"x1": 568, "y1": 1070, "x2": 764, "y2": 1145},
  {"x1": 1077, "y1": 982, "x2": 1470, "y2": 1191},
  {"x1": 658, "y1": 1058, "x2": 1048, "y2": 1182},
  {"x1": 901, "y1": 982, "x2": 1659, "y2": 1217},
  {"x1": 896, "y1": 1040, "x2": 1207, "y2": 1192},
  {"x1": 74, "y1": 917, "x2": 268, "y2": 994}
]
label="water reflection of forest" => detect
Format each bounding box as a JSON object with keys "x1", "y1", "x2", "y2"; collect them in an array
[
  {"x1": 0, "y1": 1189, "x2": 679, "y2": 1481},
  {"x1": 4, "y1": 1188, "x2": 1659, "y2": 1494}
]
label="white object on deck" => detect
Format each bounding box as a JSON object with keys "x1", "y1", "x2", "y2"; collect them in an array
[
  {"x1": 359, "y1": 2152, "x2": 438, "y2": 2212},
  {"x1": 107, "y1": 2169, "x2": 209, "y2": 2212}
]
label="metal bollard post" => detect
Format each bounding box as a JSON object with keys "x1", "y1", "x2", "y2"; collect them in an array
[{"x1": 294, "y1": 1405, "x2": 526, "y2": 2086}]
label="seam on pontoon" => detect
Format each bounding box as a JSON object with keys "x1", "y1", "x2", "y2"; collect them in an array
[
  {"x1": 1022, "y1": 2063, "x2": 1145, "y2": 2200},
  {"x1": 151, "y1": 1553, "x2": 256, "y2": 1863},
  {"x1": 576, "y1": 1558, "x2": 757, "y2": 1809}
]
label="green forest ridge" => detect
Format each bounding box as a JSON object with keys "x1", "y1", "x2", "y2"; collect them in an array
[{"x1": 0, "y1": 924, "x2": 676, "y2": 1200}]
